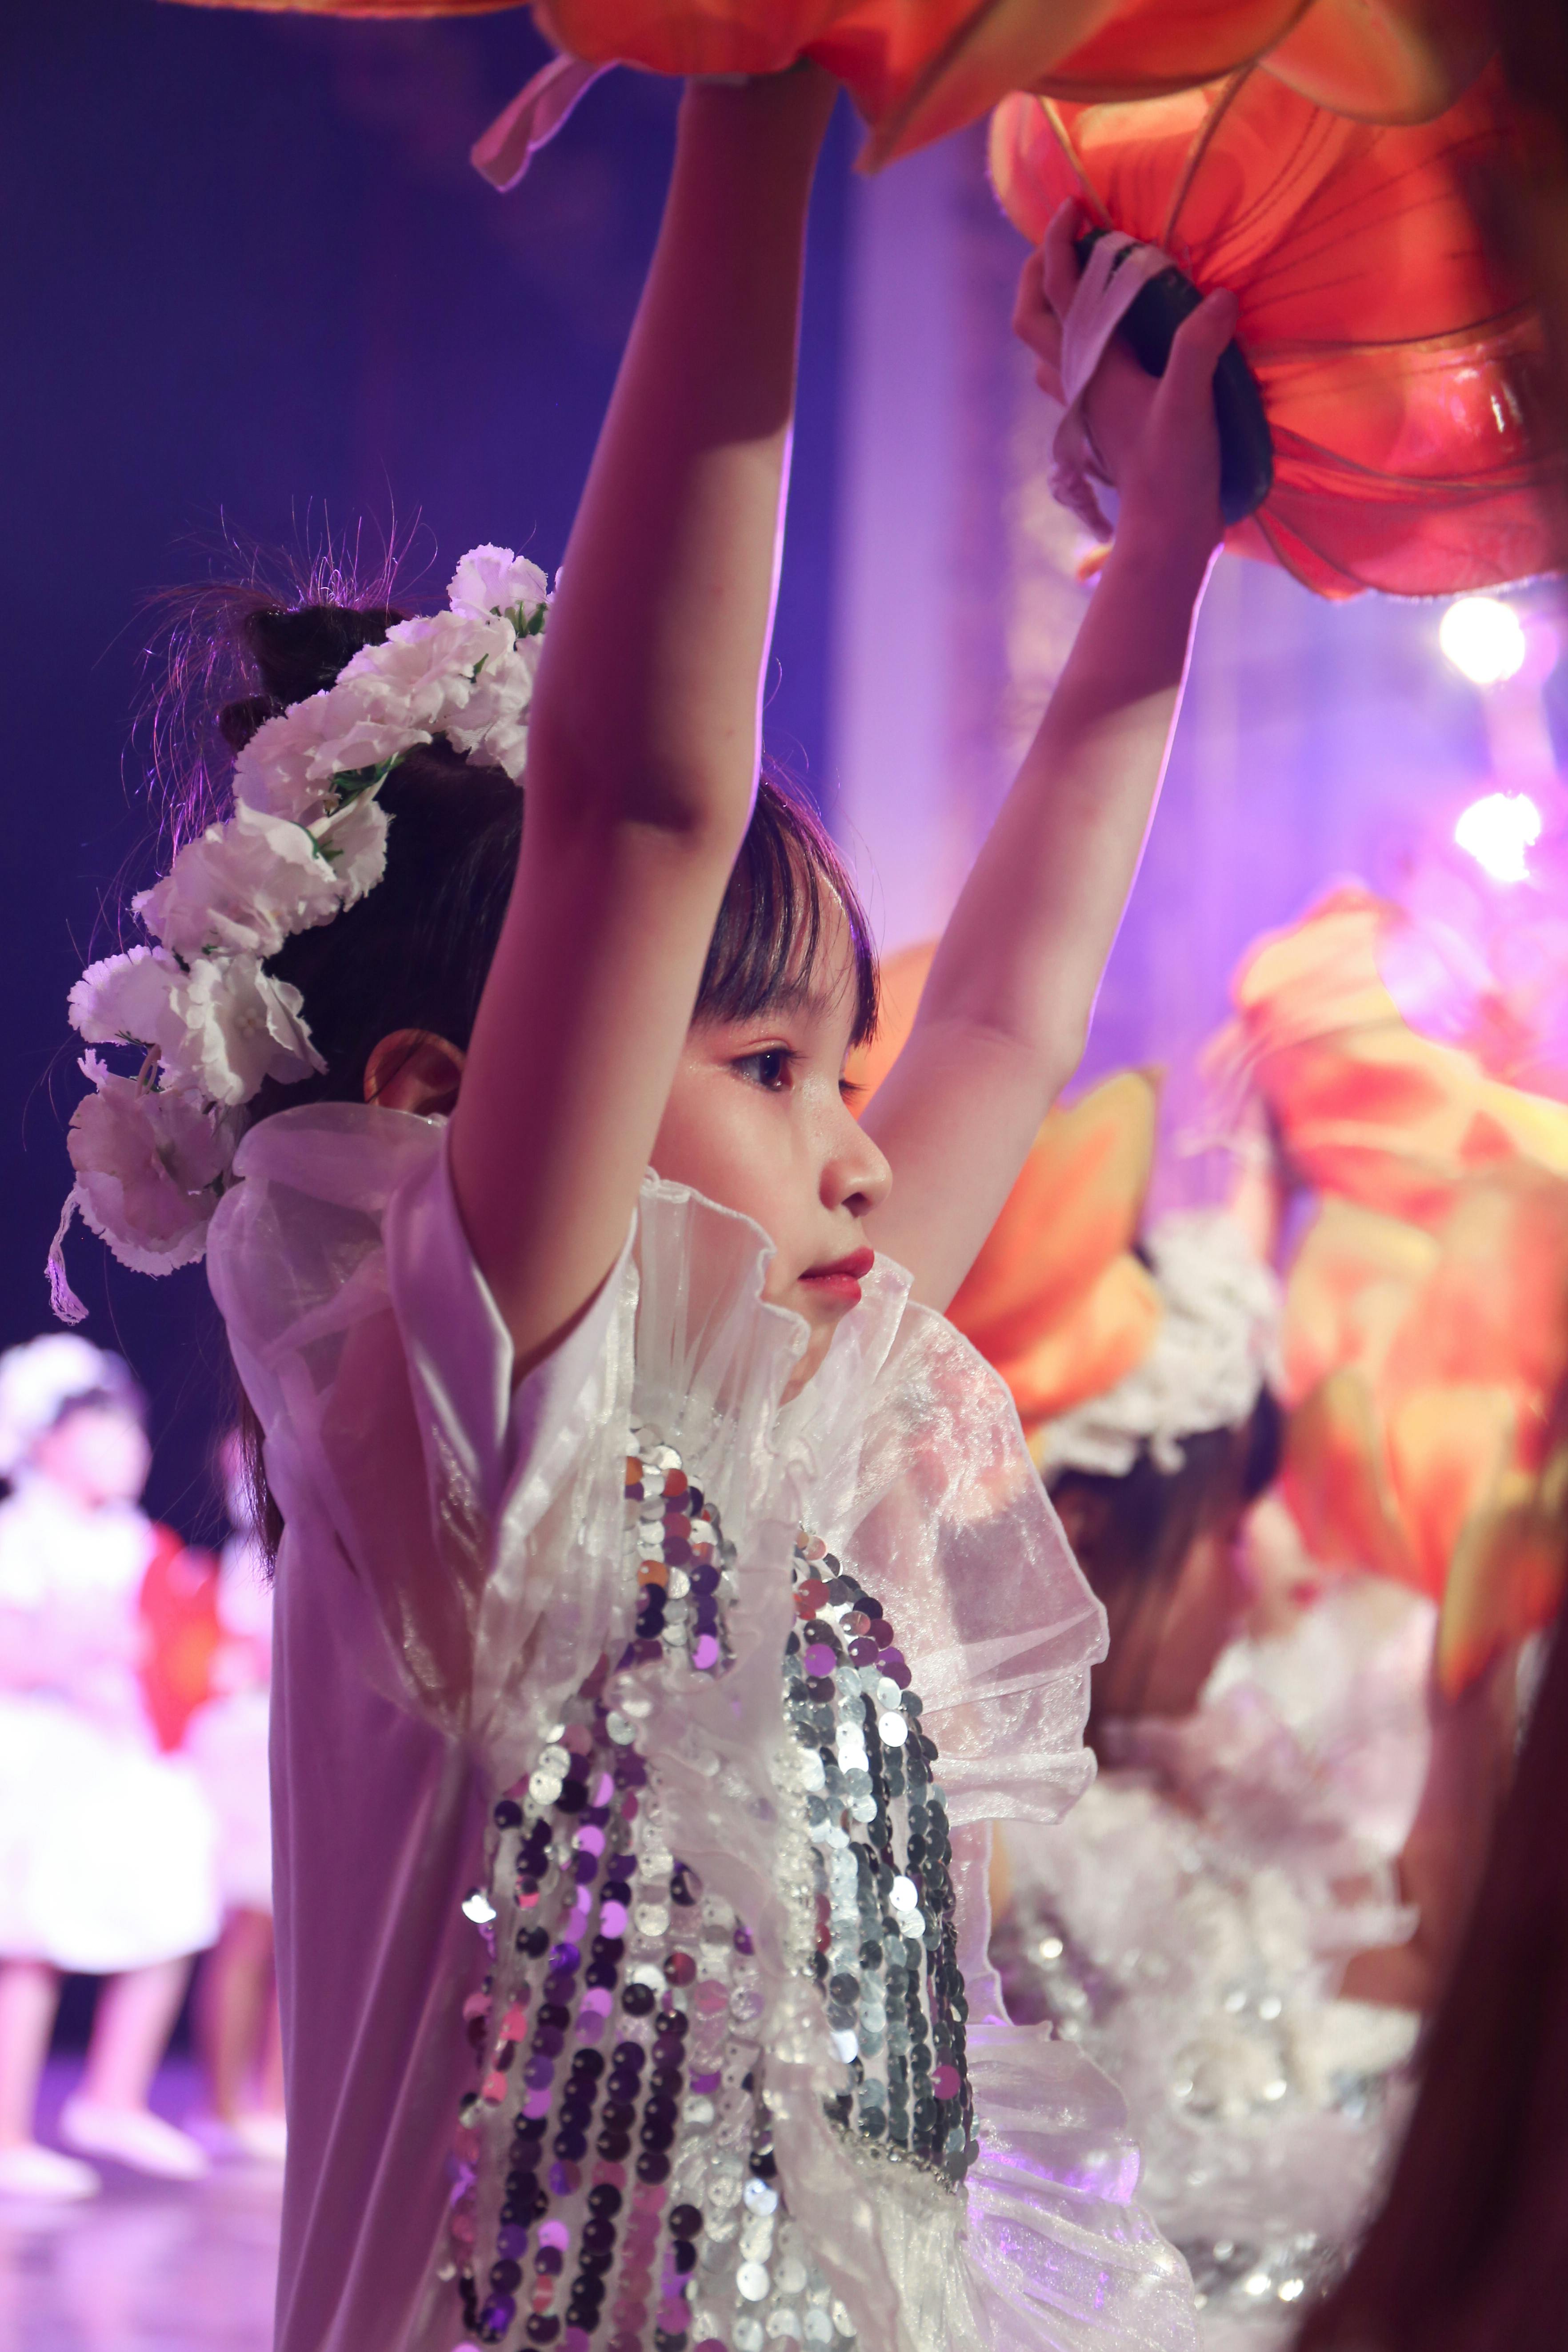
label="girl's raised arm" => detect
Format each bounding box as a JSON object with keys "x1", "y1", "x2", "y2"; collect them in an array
[
  {"x1": 448, "y1": 68, "x2": 837, "y2": 1370},
  {"x1": 862, "y1": 207, "x2": 1234, "y2": 1311}
]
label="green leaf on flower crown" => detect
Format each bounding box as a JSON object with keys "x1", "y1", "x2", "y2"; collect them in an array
[
  {"x1": 332, "y1": 756, "x2": 400, "y2": 801},
  {"x1": 511, "y1": 602, "x2": 547, "y2": 639}
]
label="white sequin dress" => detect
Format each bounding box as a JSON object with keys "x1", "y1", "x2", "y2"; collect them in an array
[
  {"x1": 992, "y1": 1653, "x2": 1425, "y2": 2352},
  {"x1": 208, "y1": 1102, "x2": 1197, "y2": 2352}
]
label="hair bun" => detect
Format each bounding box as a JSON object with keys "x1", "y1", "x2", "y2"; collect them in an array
[
  {"x1": 240, "y1": 603, "x2": 402, "y2": 715},
  {"x1": 217, "y1": 694, "x2": 274, "y2": 752}
]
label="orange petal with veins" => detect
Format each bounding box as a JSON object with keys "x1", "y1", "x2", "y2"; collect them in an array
[
  {"x1": 1263, "y1": 0, "x2": 1491, "y2": 124},
  {"x1": 1385, "y1": 1383, "x2": 1517, "y2": 1595},
  {"x1": 1280, "y1": 1198, "x2": 1436, "y2": 1403},
  {"x1": 1282, "y1": 1366, "x2": 1414, "y2": 1583},
  {"x1": 989, "y1": 68, "x2": 1562, "y2": 599},
  {"x1": 945, "y1": 1070, "x2": 1159, "y2": 1364},
  {"x1": 996, "y1": 1250, "x2": 1160, "y2": 1430},
  {"x1": 1436, "y1": 1454, "x2": 1568, "y2": 1693}
]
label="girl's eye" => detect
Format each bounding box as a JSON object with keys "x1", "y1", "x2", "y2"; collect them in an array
[{"x1": 733, "y1": 1048, "x2": 793, "y2": 1091}]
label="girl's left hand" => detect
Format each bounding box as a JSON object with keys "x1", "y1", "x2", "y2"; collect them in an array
[{"x1": 1014, "y1": 197, "x2": 1236, "y2": 556}]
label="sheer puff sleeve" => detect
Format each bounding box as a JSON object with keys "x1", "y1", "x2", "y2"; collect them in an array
[{"x1": 206, "y1": 1102, "x2": 638, "y2": 1782}]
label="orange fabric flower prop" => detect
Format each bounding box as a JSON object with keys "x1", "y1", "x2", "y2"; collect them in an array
[
  {"x1": 1220, "y1": 883, "x2": 1568, "y2": 1688},
  {"x1": 168, "y1": 0, "x2": 1493, "y2": 164},
  {"x1": 989, "y1": 65, "x2": 1563, "y2": 597},
  {"x1": 1280, "y1": 1174, "x2": 1568, "y2": 1690},
  {"x1": 848, "y1": 941, "x2": 1160, "y2": 1436},
  {"x1": 1210, "y1": 882, "x2": 1568, "y2": 1228}
]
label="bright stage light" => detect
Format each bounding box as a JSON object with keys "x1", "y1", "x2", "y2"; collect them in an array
[
  {"x1": 1453, "y1": 791, "x2": 1541, "y2": 883},
  {"x1": 1439, "y1": 596, "x2": 1528, "y2": 686}
]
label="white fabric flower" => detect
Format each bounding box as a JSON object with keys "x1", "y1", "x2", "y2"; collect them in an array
[
  {"x1": 340, "y1": 610, "x2": 510, "y2": 735},
  {"x1": 69, "y1": 942, "x2": 320, "y2": 1104},
  {"x1": 134, "y1": 802, "x2": 345, "y2": 961},
  {"x1": 441, "y1": 631, "x2": 542, "y2": 780},
  {"x1": 67, "y1": 1055, "x2": 239, "y2": 1274},
  {"x1": 311, "y1": 790, "x2": 390, "y2": 908},
  {"x1": 69, "y1": 945, "x2": 183, "y2": 1053},
  {"x1": 233, "y1": 680, "x2": 419, "y2": 822},
  {"x1": 448, "y1": 544, "x2": 550, "y2": 622},
  {"x1": 158, "y1": 956, "x2": 323, "y2": 1107}
]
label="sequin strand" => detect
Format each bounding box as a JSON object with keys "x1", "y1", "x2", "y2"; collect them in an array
[{"x1": 441, "y1": 1432, "x2": 970, "y2": 2352}]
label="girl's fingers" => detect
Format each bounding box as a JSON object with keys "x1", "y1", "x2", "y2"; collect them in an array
[
  {"x1": 1035, "y1": 356, "x2": 1065, "y2": 404},
  {"x1": 1160, "y1": 289, "x2": 1239, "y2": 417}
]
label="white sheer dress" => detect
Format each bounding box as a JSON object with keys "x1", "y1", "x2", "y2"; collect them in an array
[{"x1": 208, "y1": 1102, "x2": 1198, "y2": 2352}]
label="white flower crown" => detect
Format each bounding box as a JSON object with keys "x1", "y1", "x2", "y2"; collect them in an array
[{"x1": 49, "y1": 545, "x2": 550, "y2": 1323}]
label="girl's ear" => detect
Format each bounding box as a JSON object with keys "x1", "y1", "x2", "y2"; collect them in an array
[{"x1": 364, "y1": 1030, "x2": 467, "y2": 1118}]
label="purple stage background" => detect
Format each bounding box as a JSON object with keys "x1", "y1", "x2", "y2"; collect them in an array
[
  {"x1": 3, "y1": 2, "x2": 854, "y2": 1535},
  {"x1": 8, "y1": 4, "x2": 1568, "y2": 1537}
]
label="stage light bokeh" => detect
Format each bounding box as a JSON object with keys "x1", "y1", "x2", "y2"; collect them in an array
[
  {"x1": 1454, "y1": 790, "x2": 1542, "y2": 882},
  {"x1": 1440, "y1": 596, "x2": 1529, "y2": 687}
]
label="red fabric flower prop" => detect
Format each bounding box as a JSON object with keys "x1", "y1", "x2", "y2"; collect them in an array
[
  {"x1": 168, "y1": 0, "x2": 1495, "y2": 165},
  {"x1": 990, "y1": 64, "x2": 1564, "y2": 596}
]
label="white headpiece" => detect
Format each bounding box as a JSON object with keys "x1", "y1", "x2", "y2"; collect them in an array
[
  {"x1": 1033, "y1": 1210, "x2": 1280, "y2": 1480},
  {"x1": 0, "y1": 1335, "x2": 140, "y2": 1478},
  {"x1": 49, "y1": 546, "x2": 550, "y2": 1322}
]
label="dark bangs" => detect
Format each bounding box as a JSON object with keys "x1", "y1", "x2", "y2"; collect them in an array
[{"x1": 696, "y1": 770, "x2": 878, "y2": 1047}]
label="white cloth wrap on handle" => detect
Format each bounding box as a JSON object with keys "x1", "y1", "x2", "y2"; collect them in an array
[{"x1": 1049, "y1": 231, "x2": 1172, "y2": 540}]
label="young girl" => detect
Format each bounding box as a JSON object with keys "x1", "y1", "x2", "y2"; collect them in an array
[
  {"x1": 986, "y1": 1216, "x2": 1425, "y2": 2347},
  {"x1": 0, "y1": 1336, "x2": 219, "y2": 2200},
  {"x1": 988, "y1": 1195, "x2": 1524, "y2": 2345},
  {"x1": 54, "y1": 67, "x2": 1234, "y2": 2352}
]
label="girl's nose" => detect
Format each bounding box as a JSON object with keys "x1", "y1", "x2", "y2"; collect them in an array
[{"x1": 824, "y1": 1101, "x2": 892, "y2": 1215}]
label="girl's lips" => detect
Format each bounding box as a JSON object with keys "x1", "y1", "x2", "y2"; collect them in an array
[{"x1": 799, "y1": 1246, "x2": 875, "y2": 1308}]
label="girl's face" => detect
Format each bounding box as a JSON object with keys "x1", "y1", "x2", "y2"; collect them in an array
[
  {"x1": 31, "y1": 1403, "x2": 151, "y2": 1510},
  {"x1": 652, "y1": 905, "x2": 892, "y2": 1398}
]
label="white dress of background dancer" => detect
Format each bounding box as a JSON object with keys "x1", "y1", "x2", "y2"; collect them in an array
[
  {"x1": 0, "y1": 1336, "x2": 220, "y2": 2199},
  {"x1": 994, "y1": 1217, "x2": 1421, "y2": 2350},
  {"x1": 185, "y1": 1451, "x2": 274, "y2": 1920}
]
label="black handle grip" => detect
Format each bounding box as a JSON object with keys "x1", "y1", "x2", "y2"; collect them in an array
[{"x1": 1072, "y1": 229, "x2": 1273, "y2": 527}]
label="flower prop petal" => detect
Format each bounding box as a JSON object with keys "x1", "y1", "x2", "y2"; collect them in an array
[
  {"x1": 1008, "y1": 1251, "x2": 1162, "y2": 1433},
  {"x1": 844, "y1": 936, "x2": 1160, "y2": 1435},
  {"x1": 989, "y1": 65, "x2": 1564, "y2": 597},
  {"x1": 946, "y1": 1069, "x2": 1159, "y2": 1363},
  {"x1": 1279, "y1": 1164, "x2": 1568, "y2": 1676},
  {"x1": 1436, "y1": 1450, "x2": 1568, "y2": 1694},
  {"x1": 1282, "y1": 1365, "x2": 1415, "y2": 1582},
  {"x1": 1382, "y1": 1164, "x2": 1568, "y2": 1404},
  {"x1": 1260, "y1": 0, "x2": 1493, "y2": 124},
  {"x1": 171, "y1": 0, "x2": 1493, "y2": 167},
  {"x1": 1280, "y1": 1198, "x2": 1437, "y2": 1403},
  {"x1": 1386, "y1": 1382, "x2": 1518, "y2": 1595},
  {"x1": 1215, "y1": 884, "x2": 1568, "y2": 1230}
]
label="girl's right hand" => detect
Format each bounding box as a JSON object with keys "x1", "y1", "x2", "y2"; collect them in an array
[{"x1": 1014, "y1": 197, "x2": 1234, "y2": 558}]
